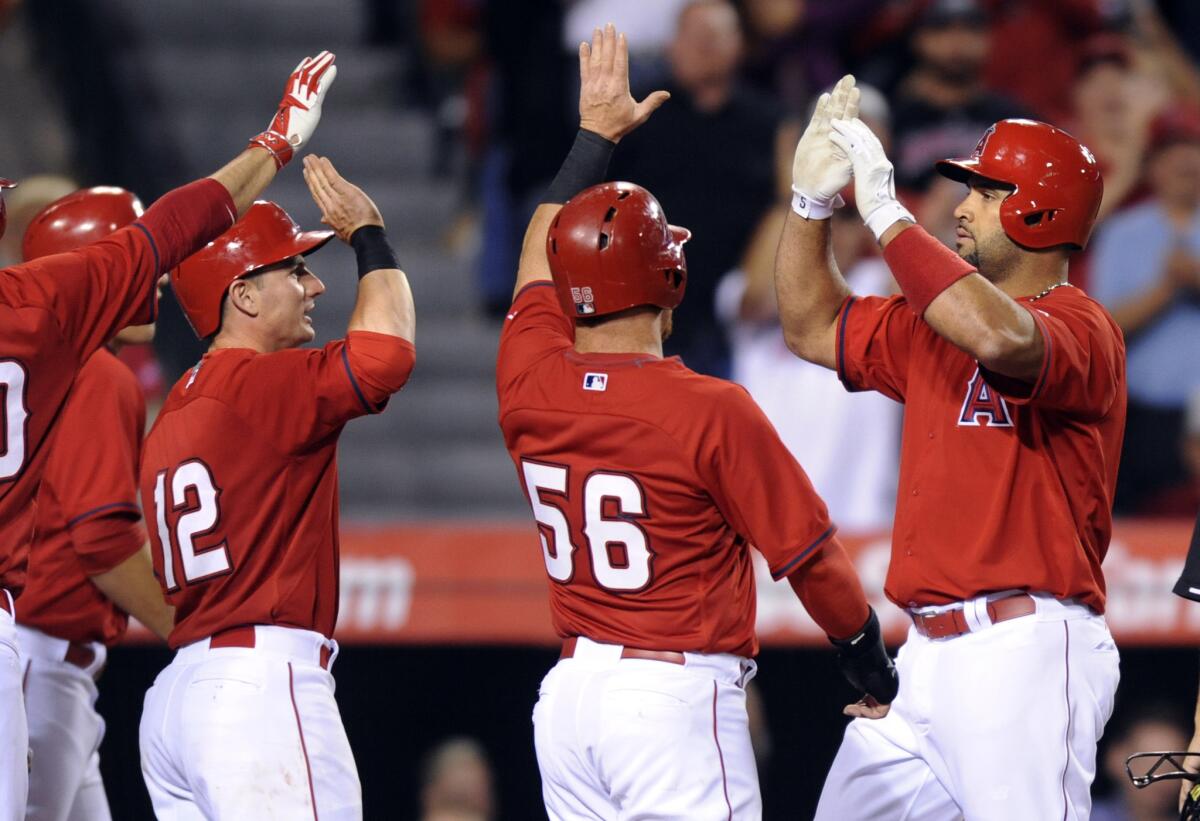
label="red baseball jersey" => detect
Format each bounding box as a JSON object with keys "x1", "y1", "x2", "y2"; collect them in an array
[
  {"x1": 18, "y1": 349, "x2": 147, "y2": 645},
  {"x1": 836, "y1": 284, "x2": 1126, "y2": 612},
  {"x1": 141, "y1": 332, "x2": 415, "y2": 649},
  {"x1": 0, "y1": 179, "x2": 233, "y2": 595},
  {"x1": 497, "y1": 282, "x2": 835, "y2": 658}
]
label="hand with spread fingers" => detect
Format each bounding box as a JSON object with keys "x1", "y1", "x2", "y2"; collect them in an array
[
  {"x1": 250, "y1": 51, "x2": 339, "y2": 170},
  {"x1": 790, "y1": 74, "x2": 859, "y2": 220},
  {"x1": 829, "y1": 116, "x2": 916, "y2": 242},
  {"x1": 302, "y1": 155, "x2": 383, "y2": 243},
  {"x1": 577, "y1": 23, "x2": 670, "y2": 143}
]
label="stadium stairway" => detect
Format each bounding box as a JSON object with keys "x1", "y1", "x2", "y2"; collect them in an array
[{"x1": 110, "y1": 0, "x2": 528, "y2": 518}]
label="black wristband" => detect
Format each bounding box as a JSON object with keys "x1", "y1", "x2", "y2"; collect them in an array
[
  {"x1": 349, "y1": 225, "x2": 399, "y2": 279},
  {"x1": 543, "y1": 129, "x2": 616, "y2": 204}
]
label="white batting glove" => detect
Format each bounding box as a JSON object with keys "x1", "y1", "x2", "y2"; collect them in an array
[
  {"x1": 829, "y1": 117, "x2": 915, "y2": 241},
  {"x1": 791, "y1": 75, "x2": 859, "y2": 220},
  {"x1": 249, "y1": 51, "x2": 338, "y2": 170}
]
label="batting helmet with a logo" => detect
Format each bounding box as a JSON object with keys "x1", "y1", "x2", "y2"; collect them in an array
[
  {"x1": 546, "y1": 181, "x2": 690, "y2": 320},
  {"x1": 22, "y1": 187, "x2": 144, "y2": 262},
  {"x1": 935, "y1": 119, "x2": 1103, "y2": 250},
  {"x1": 172, "y1": 201, "x2": 334, "y2": 338}
]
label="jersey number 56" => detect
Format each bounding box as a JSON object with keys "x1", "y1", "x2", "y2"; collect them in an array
[
  {"x1": 520, "y1": 459, "x2": 654, "y2": 592},
  {"x1": 151, "y1": 460, "x2": 233, "y2": 591}
]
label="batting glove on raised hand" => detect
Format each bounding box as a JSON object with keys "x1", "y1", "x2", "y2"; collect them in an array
[
  {"x1": 249, "y1": 51, "x2": 338, "y2": 170},
  {"x1": 829, "y1": 117, "x2": 915, "y2": 242},
  {"x1": 830, "y1": 607, "x2": 899, "y2": 705},
  {"x1": 790, "y1": 74, "x2": 859, "y2": 220}
]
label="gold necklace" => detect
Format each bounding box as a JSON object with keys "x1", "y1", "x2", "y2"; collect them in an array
[{"x1": 1031, "y1": 282, "x2": 1073, "y2": 301}]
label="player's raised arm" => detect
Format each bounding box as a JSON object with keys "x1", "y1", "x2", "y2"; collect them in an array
[
  {"x1": 211, "y1": 51, "x2": 338, "y2": 216},
  {"x1": 829, "y1": 113, "x2": 1053, "y2": 383},
  {"x1": 303, "y1": 155, "x2": 414, "y2": 344},
  {"x1": 512, "y1": 24, "x2": 669, "y2": 298},
  {"x1": 773, "y1": 75, "x2": 860, "y2": 370}
]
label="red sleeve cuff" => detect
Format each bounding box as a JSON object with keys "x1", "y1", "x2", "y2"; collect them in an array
[
  {"x1": 71, "y1": 514, "x2": 147, "y2": 576},
  {"x1": 882, "y1": 225, "x2": 975, "y2": 315},
  {"x1": 343, "y1": 331, "x2": 416, "y2": 412},
  {"x1": 770, "y1": 525, "x2": 837, "y2": 580}
]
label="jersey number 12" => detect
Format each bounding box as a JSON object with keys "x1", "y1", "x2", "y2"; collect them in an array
[
  {"x1": 520, "y1": 459, "x2": 654, "y2": 592},
  {"x1": 152, "y1": 460, "x2": 233, "y2": 591}
]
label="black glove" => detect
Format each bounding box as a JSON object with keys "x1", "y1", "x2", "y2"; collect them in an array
[{"x1": 829, "y1": 608, "x2": 899, "y2": 705}]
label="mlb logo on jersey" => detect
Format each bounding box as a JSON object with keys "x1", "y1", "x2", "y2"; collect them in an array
[
  {"x1": 583, "y1": 373, "x2": 608, "y2": 392},
  {"x1": 958, "y1": 368, "x2": 1013, "y2": 428},
  {"x1": 571, "y1": 286, "x2": 596, "y2": 315}
]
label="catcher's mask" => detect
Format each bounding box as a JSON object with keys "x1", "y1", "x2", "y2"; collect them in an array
[{"x1": 1126, "y1": 751, "x2": 1200, "y2": 820}]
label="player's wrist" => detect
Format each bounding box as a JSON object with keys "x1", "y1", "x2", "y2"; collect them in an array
[
  {"x1": 350, "y1": 224, "x2": 399, "y2": 278},
  {"x1": 862, "y1": 200, "x2": 915, "y2": 243},
  {"x1": 790, "y1": 185, "x2": 844, "y2": 220},
  {"x1": 543, "y1": 129, "x2": 616, "y2": 205},
  {"x1": 248, "y1": 130, "x2": 293, "y2": 170}
]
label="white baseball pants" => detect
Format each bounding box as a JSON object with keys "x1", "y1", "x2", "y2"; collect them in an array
[
  {"x1": 534, "y1": 636, "x2": 760, "y2": 820},
  {"x1": 139, "y1": 626, "x2": 361, "y2": 820},
  {"x1": 0, "y1": 594, "x2": 27, "y2": 821},
  {"x1": 815, "y1": 595, "x2": 1120, "y2": 821},
  {"x1": 16, "y1": 624, "x2": 110, "y2": 821}
]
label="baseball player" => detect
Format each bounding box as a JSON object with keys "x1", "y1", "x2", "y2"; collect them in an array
[
  {"x1": 777, "y1": 75, "x2": 1125, "y2": 820},
  {"x1": 0, "y1": 50, "x2": 338, "y2": 820},
  {"x1": 497, "y1": 26, "x2": 896, "y2": 819},
  {"x1": 16, "y1": 187, "x2": 177, "y2": 821},
  {"x1": 137, "y1": 155, "x2": 415, "y2": 819}
]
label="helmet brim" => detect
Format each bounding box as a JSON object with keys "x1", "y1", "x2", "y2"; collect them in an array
[
  {"x1": 0, "y1": 179, "x2": 15, "y2": 190},
  {"x1": 935, "y1": 158, "x2": 979, "y2": 184},
  {"x1": 241, "y1": 228, "x2": 336, "y2": 278}
]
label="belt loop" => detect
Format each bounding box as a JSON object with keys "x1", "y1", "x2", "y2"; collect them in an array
[
  {"x1": 964, "y1": 597, "x2": 991, "y2": 632},
  {"x1": 325, "y1": 639, "x2": 339, "y2": 671}
]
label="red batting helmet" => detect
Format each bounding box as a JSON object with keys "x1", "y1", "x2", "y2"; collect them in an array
[
  {"x1": 935, "y1": 119, "x2": 1103, "y2": 250},
  {"x1": 546, "y1": 181, "x2": 690, "y2": 319},
  {"x1": 22, "y1": 186, "x2": 144, "y2": 261},
  {"x1": 173, "y1": 201, "x2": 334, "y2": 338},
  {"x1": 0, "y1": 179, "x2": 16, "y2": 242}
]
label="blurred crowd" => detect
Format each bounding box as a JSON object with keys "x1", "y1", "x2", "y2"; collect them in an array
[
  {"x1": 399, "y1": 0, "x2": 1200, "y2": 525},
  {"x1": 3, "y1": 0, "x2": 1199, "y2": 527}
]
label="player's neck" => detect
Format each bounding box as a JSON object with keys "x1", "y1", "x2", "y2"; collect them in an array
[
  {"x1": 991, "y1": 253, "x2": 1070, "y2": 300},
  {"x1": 209, "y1": 327, "x2": 279, "y2": 354},
  {"x1": 573, "y1": 314, "x2": 664, "y2": 358}
]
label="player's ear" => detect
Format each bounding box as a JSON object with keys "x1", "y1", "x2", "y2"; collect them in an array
[{"x1": 226, "y1": 279, "x2": 261, "y2": 321}]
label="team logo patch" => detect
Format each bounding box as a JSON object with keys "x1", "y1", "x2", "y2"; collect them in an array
[
  {"x1": 583, "y1": 372, "x2": 608, "y2": 392},
  {"x1": 571, "y1": 286, "x2": 596, "y2": 315},
  {"x1": 957, "y1": 368, "x2": 1013, "y2": 428}
]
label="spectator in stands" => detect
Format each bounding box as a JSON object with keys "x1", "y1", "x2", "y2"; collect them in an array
[
  {"x1": 1070, "y1": 37, "x2": 1164, "y2": 223},
  {"x1": 561, "y1": 0, "x2": 690, "y2": 87},
  {"x1": 1091, "y1": 706, "x2": 1189, "y2": 821},
  {"x1": 611, "y1": 0, "x2": 788, "y2": 376},
  {"x1": 419, "y1": 737, "x2": 495, "y2": 821},
  {"x1": 739, "y1": 0, "x2": 888, "y2": 115},
  {"x1": 890, "y1": 0, "x2": 1031, "y2": 195},
  {"x1": 1139, "y1": 390, "x2": 1200, "y2": 518},
  {"x1": 715, "y1": 84, "x2": 899, "y2": 531},
  {"x1": 1091, "y1": 108, "x2": 1200, "y2": 513},
  {"x1": 981, "y1": 0, "x2": 1107, "y2": 123}
]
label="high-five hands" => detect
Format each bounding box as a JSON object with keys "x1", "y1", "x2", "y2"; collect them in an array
[
  {"x1": 302, "y1": 155, "x2": 384, "y2": 244},
  {"x1": 578, "y1": 23, "x2": 669, "y2": 143},
  {"x1": 790, "y1": 74, "x2": 859, "y2": 219},
  {"x1": 829, "y1": 113, "x2": 915, "y2": 242},
  {"x1": 250, "y1": 51, "x2": 339, "y2": 170}
]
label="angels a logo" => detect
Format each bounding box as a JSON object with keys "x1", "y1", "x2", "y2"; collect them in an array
[
  {"x1": 957, "y1": 368, "x2": 1013, "y2": 428},
  {"x1": 571, "y1": 286, "x2": 596, "y2": 316},
  {"x1": 972, "y1": 124, "x2": 996, "y2": 158}
]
